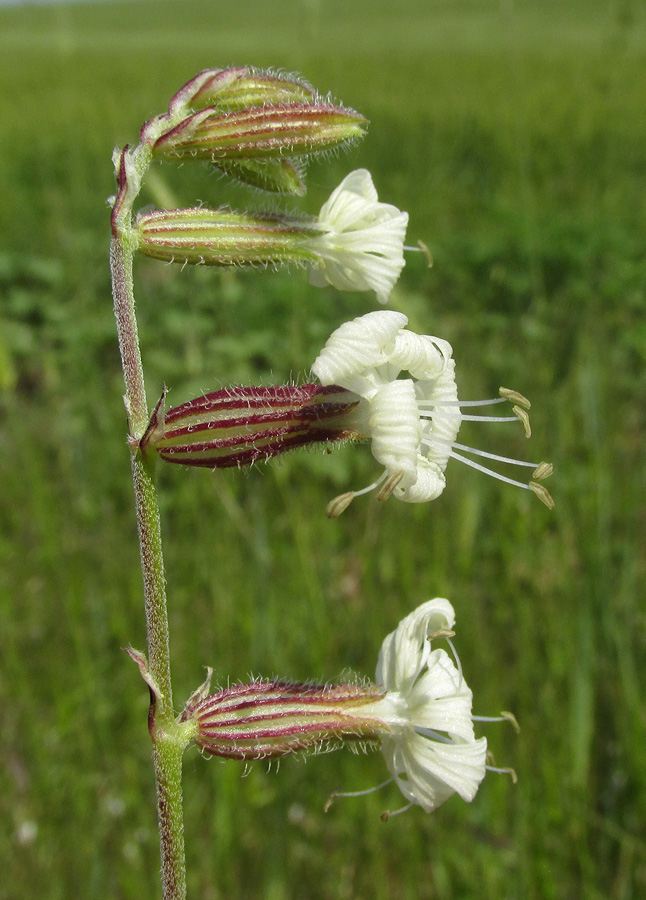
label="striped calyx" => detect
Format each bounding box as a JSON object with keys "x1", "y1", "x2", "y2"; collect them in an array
[
  {"x1": 151, "y1": 103, "x2": 367, "y2": 165},
  {"x1": 182, "y1": 678, "x2": 387, "y2": 760},
  {"x1": 135, "y1": 207, "x2": 322, "y2": 267},
  {"x1": 141, "y1": 384, "x2": 360, "y2": 469}
]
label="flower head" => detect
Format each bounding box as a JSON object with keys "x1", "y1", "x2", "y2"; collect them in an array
[
  {"x1": 306, "y1": 169, "x2": 409, "y2": 304},
  {"x1": 372, "y1": 599, "x2": 487, "y2": 812},
  {"x1": 181, "y1": 599, "x2": 495, "y2": 815},
  {"x1": 312, "y1": 310, "x2": 554, "y2": 513}
]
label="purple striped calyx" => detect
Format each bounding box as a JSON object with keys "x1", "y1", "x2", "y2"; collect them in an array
[
  {"x1": 140, "y1": 383, "x2": 360, "y2": 469},
  {"x1": 181, "y1": 676, "x2": 388, "y2": 760}
]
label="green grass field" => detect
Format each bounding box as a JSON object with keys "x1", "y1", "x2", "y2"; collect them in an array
[{"x1": 1, "y1": 0, "x2": 645, "y2": 897}]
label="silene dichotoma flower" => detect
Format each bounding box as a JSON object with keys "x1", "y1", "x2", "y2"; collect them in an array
[
  {"x1": 181, "y1": 599, "x2": 508, "y2": 815},
  {"x1": 311, "y1": 310, "x2": 554, "y2": 515},
  {"x1": 141, "y1": 312, "x2": 552, "y2": 513},
  {"x1": 134, "y1": 170, "x2": 408, "y2": 305}
]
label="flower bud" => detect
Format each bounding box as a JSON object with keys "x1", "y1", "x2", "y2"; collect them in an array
[
  {"x1": 151, "y1": 103, "x2": 367, "y2": 164},
  {"x1": 168, "y1": 67, "x2": 317, "y2": 115},
  {"x1": 141, "y1": 384, "x2": 360, "y2": 468},
  {"x1": 135, "y1": 207, "x2": 321, "y2": 267}
]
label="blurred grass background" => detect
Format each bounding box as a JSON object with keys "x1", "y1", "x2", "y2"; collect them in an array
[{"x1": 1, "y1": 0, "x2": 645, "y2": 897}]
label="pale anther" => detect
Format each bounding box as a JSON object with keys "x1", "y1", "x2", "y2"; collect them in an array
[
  {"x1": 499, "y1": 386, "x2": 531, "y2": 409},
  {"x1": 513, "y1": 406, "x2": 532, "y2": 438},
  {"x1": 532, "y1": 461, "x2": 553, "y2": 480},
  {"x1": 529, "y1": 481, "x2": 555, "y2": 509},
  {"x1": 376, "y1": 470, "x2": 405, "y2": 501},
  {"x1": 326, "y1": 492, "x2": 355, "y2": 519}
]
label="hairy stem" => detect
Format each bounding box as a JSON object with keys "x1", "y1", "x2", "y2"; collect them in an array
[{"x1": 110, "y1": 226, "x2": 186, "y2": 899}]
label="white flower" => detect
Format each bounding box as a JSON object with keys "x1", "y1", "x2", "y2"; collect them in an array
[
  {"x1": 312, "y1": 311, "x2": 554, "y2": 511},
  {"x1": 305, "y1": 169, "x2": 409, "y2": 304},
  {"x1": 370, "y1": 599, "x2": 487, "y2": 813}
]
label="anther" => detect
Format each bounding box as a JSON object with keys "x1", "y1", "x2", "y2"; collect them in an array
[
  {"x1": 326, "y1": 492, "x2": 355, "y2": 518},
  {"x1": 376, "y1": 470, "x2": 405, "y2": 501},
  {"x1": 532, "y1": 461, "x2": 553, "y2": 480},
  {"x1": 500, "y1": 711, "x2": 521, "y2": 733},
  {"x1": 513, "y1": 406, "x2": 531, "y2": 438},
  {"x1": 417, "y1": 239, "x2": 433, "y2": 267},
  {"x1": 499, "y1": 387, "x2": 531, "y2": 409},
  {"x1": 529, "y1": 481, "x2": 554, "y2": 509}
]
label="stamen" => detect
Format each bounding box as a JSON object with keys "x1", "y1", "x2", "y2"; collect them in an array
[
  {"x1": 324, "y1": 777, "x2": 394, "y2": 811},
  {"x1": 418, "y1": 239, "x2": 433, "y2": 267},
  {"x1": 419, "y1": 397, "x2": 507, "y2": 409},
  {"x1": 428, "y1": 632, "x2": 464, "y2": 690},
  {"x1": 427, "y1": 629, "x2": 456, "y2": 640},
  {"x1": 513, "y1": 406, "x2": 531, "y2": 438},
  {"x1": 459, "y1": 414, "x2": 522, "y2": 424},
  {"x1": 413, "y1": 726, "x2": 455, "y2": 743},
  {"x1": 326, "y1": 491, "x2": 355, "y2": 518},
  {"x1": 532, "y1": 461, "x2": 553, "y2": 480},
  {"x1": 485, "y1": 764, "x2": 518, "y2": 784},
  {"x1": 447, "y1": 440, "x2": 538, "y2": 469},
  {"x1": 326, "y1": 468, "x2": 397, "y2": 517},
  {"x1": 449, "y1": 450, "x2": 535, "y2": 491},
  {"x1": 473, "y1": 711, "x2": 521, "y2": 733},
  {"x1": 499, "y1": 386, "x2": 531, "y2": 409},
  {"x1": 376, "y1": 469, "x2": 405, "y2": 501},
  {"x1": 381, "y1": 802, "x2": 413, "y2": 821}
]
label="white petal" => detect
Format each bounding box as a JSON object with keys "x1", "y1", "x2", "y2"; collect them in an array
[
  {"x1": 306, "y1": 169, "x2": 408, "y2": 304},
  {"x1": 311, "y1": 310, "x2": 408, "y2": 393},
  {"x1": 318, "y1": 169, "x2": 378, "y2": 225},
  {"x1": 417, "y1": 360, "x2": 461, "y2": 473},
  {"x1": 408, "y1": 650, "x2": 477, "y2": 743},
  {"x1": 368, "y1": 380, "x2": 420, "y2": 488},
  {"x1": 307, "y1": 222, "x2": 407, "y2": 304},
  {"x1": 390, "y1": 332, "x2": 452, "y2": 381},
  {"x1": 375, "y1": 599, "x2": 456, "y2": 694},
  {"x1": 394, "y1": 456, "x2": 446, "y2": 503},
  {"x1": 382, "y1": 731, "x2": 487, "y2": 812}
]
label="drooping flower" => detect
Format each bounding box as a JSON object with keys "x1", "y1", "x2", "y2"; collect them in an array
[
  {"x1": 181, "y1": 599, "x2": 494, "y2": 814},
  {"x1": 311, "y1": 310, "x2": 554, "y2": 514},
  {"x1": 306, "y1": 169, "x2": 409, "y2": 304}
]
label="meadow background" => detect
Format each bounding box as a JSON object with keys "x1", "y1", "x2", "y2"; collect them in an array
[{"x1": 1, "y1": 0, "x2": 645, "y2": 897}]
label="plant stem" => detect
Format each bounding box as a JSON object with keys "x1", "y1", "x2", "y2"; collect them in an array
[{"x1": 110, "y1": 229, "x2": 187, "y2": 900}]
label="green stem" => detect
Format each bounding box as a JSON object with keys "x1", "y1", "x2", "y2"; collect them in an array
[{"x1": 110, "y1": 226, "x2": 187, "y2": 899}]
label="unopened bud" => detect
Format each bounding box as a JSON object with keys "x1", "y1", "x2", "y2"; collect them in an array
[
  {"x1": 141, "y1": 383, "x2": 360, "y2": 468},
  {"x1": 169, "y1": 67, "x2": 317, "y2": 115},
  {"x1": 151, "y1": 103, "x2": 367, "y2": 164}
]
